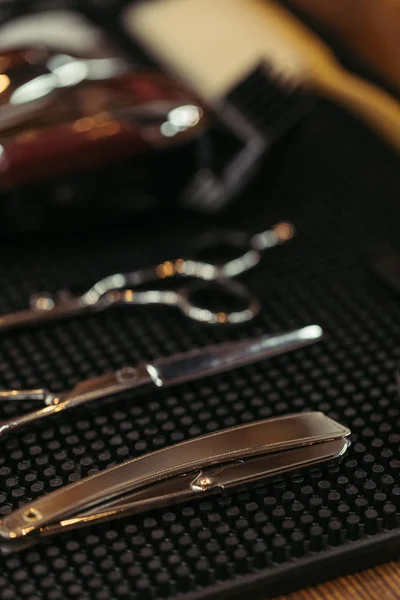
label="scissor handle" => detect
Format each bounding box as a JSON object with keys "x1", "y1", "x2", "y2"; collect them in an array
[
  {"x1": 0, "y1": 389, "x2": 55, "y2": 404},
  {"x1": 75, "y1": 224, "x2": 294, "y2": 306},
  {"x1": 179, "y1": 279, "x2": 261, "y2": 324},
  {"x1": 189, "y1": 222, "x2": 294, "y2": 277},
  {"x1": 189, "y1": 229, "x2": 260, "y2": 279},
  {"x1": 0, "y1": 223, "x2": 293, "y2": 333},
  {"x1": 108, "y1": 279, "x2": 260, "y2": 324}
]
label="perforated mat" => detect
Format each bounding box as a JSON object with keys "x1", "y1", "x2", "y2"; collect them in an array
[{"x1": 1, "y1": 3, "x2": 400, "y2": 600}]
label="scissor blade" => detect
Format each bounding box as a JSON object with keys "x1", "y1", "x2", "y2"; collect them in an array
[
  {"x1": 147, "y1": 325, "x2": 324, "y2": 388},
  {"x1": 0, "y1": 298, "x2": 88, "y2": 332},
  {"x1": 0, "y1": 326, "x2": 322, "y2": 441}
]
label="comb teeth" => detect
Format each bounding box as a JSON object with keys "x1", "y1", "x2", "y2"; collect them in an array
[
  {"x1": 226, "y1": 63, "x2": 312, "y2": 138},
  {"x1": 181, "y1": 64, "x2": 314, "y2": 213}
]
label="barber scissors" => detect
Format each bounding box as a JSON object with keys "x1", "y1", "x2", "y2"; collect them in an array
[
  {"x1": 0, "y1": 221, "x2": 294, "y2": 329},
  {"x1": 0, "y1": 325, "x2": 323, "y2": 440}
]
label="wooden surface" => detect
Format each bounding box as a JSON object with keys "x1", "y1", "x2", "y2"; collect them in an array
[
  {"x1": 276, "y1": 561, "x2": 400, "y2": 599},
  {"x1": 288, "y1": 0, "x2": 400, "y2": 89}
]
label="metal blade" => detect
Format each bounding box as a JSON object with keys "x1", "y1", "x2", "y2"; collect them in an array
[
  {"x1": 146, "y1": 325, "x2": 323, "y2": 387},
  {"x1": 0, "y1": 297, "x2": 87, "y2": 332},
  {"x1": 2, "y1": 436, "x2": 347, "y2": 550}
]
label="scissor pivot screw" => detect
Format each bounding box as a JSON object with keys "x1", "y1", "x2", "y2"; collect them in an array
[
  {"x1": 23, "y1": 508, "x2": 43, "y2": 523},
  {"x1": 116, "y1": 367, "x2": 138, "y2": 384},
  {"x1": 30, "y1": 293, "x2": 55, "y2": 312}
]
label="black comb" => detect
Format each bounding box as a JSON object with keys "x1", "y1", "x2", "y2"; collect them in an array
[{"x1": 181, "y1": 63, "x2": 315, "y2": 213}]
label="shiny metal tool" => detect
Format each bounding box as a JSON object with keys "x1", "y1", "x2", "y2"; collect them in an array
[
  {"x1": 0, "y1": 10, "x2": 210, "y2": 231},
  {"x1": 0, "y1": 411, "x2": 350, "y2": 552},
  {"x1": 0, "y1": 221, "x2": 294, "y2": 329},
  {"x1": 0, "y1": 324, "x2": 323, "y2": 439},
  {"x1": 0, "y1": 48, "x2": 206, "y2": 188}
]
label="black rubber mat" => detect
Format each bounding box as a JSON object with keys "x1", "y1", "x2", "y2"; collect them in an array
[{"x1": 1, "y1": 3, "x2": 400, "y2": 600}]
